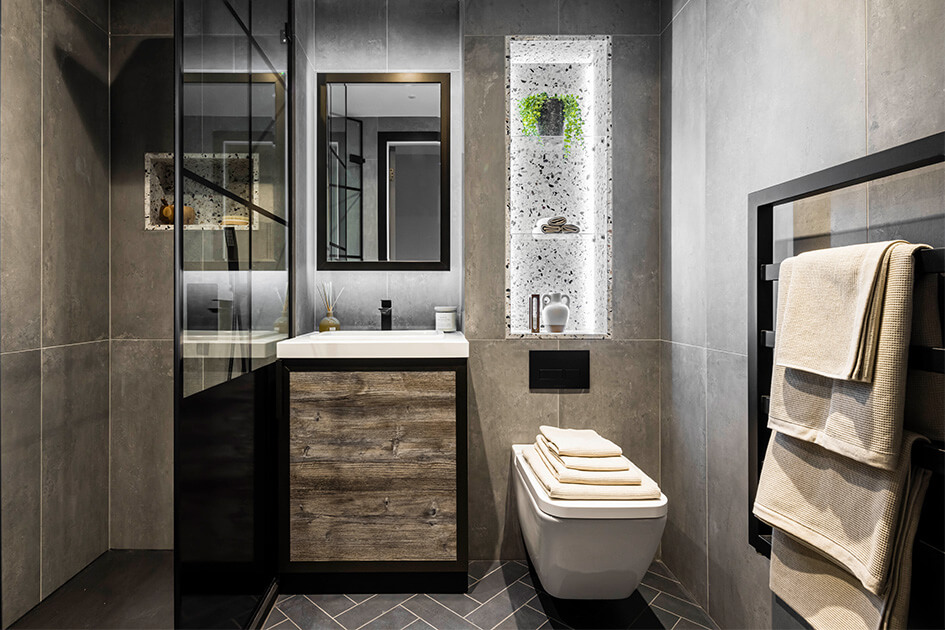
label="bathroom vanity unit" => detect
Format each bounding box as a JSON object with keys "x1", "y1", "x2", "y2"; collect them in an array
[{"x1": 275, "y1": 331, "x2": 469, "y2": 593}]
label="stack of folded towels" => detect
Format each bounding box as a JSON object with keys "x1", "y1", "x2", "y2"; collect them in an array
[{"x1": 522, "y1": 426, "x2": 660, "y2": 500}]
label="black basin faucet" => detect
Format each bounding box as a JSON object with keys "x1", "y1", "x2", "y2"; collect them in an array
[{"x1": 379, "y1": 299, "x2": 392, "y2": 330}]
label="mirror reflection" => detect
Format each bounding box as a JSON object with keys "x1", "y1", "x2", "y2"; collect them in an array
[{"x1": 319, "y1": 75, "x2": 449, "y2": 269}]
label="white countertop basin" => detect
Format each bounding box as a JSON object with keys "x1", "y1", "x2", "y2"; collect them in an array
[
  {"x1": 181, "y1": 330, "x2": 287, "y2": 359},
  {"x1": 276, "y1": 330, "x2": 469, "y2": 359}
]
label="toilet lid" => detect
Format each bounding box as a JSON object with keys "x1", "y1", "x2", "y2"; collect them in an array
[{"x1": 513, "y1": 444, "x2": 668, "y2": 519}]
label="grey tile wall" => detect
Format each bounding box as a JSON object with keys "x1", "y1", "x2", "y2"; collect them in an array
[
  {"x1": 389, "y1": 0, "x2": 461, "y2": 70},
  {"x1": 110, "y1": 341, "x2": 174, "y2": 549},
  {"x1": 40, "y1": 341, "x2": 109, "y2": 597},
  {"x1": 661, "y1": 0, "x2": 943, "y2": 627},
  {"x1": 110, "y1": 0, "x2": 173, "y2": 34},
  {"x1": 0, "y1": 351, "x2": 42, "y2": 628},
  {"x1": 559, "y1": 0, "x2": 660, "y2": 35},
  {"x1": 463, "y1": 0, "x2": 559, "y2": 37}
]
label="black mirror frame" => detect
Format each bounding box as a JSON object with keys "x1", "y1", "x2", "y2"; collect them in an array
[{"x1": 316, "y1": 72, "x2": 451, "y2": 271}]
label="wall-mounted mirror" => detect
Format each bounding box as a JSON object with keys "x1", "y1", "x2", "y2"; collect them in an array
[{"x1": 317, "y1": 73, "x2": 450, "y2": 270}]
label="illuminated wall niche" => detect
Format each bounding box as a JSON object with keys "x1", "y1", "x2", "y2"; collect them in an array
[{"x1": 506, "y1": 36, "x2": 612, "y2": 338}]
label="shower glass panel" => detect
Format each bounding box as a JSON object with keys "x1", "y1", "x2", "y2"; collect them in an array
[{"x1": 326, "y1": 84, "x2": 364, "y2": 261}]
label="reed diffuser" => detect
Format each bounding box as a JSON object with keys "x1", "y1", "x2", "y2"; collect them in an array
[{"x1": 317, "y1": 282, "x2": 344, "y2": 332}]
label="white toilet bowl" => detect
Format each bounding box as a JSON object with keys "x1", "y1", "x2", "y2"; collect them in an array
[{"x1": 511, "y1": 444, "x2": 667, "y2": 600}]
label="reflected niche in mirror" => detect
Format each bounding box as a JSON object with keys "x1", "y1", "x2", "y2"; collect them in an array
[{"x1": 318, "y1": 73, "x2": 450, "y2": 270}]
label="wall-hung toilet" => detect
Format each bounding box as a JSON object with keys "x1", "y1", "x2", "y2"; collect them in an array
[{"x1": 511, "y1": 444, "x2": 668, "y2": 600}]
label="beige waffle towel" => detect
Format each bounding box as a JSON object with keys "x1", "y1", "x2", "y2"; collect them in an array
[
  {"x1": 904, "y1": 273, "x2": 945, "y2": 441},
  {"x1": 753, "y1": 430, "x2": 928, "y2": 595},
  {"x1": 522, "y1": 445, "x2": 660, "y2": 500},
  {"x1": 769, "y1": 461, "x2": 929, "y2": 630},
  {"x1": 539, "y1": 425, "x2": 623, "y2": 457},
  {"x1": 537, "y1": 435, "x2": 631, "y2": 471},
  {"x1": 535, "y1": 437, "x2": 642, "y2": 485},
  {"x1": 775, "y1": 241, "x2": 903, "y2": 382},
  {"x1": 768, "y1": 242, "x2": 928, "y2": 469}
]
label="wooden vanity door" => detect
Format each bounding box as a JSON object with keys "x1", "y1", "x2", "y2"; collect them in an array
[{"x1": 288, "y1": 370, "x2": 457, "y2": 562}]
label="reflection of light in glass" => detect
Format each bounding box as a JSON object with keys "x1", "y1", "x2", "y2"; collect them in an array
[{"x1": 583, "y1": 62, "x2": 596, "y2": 334}]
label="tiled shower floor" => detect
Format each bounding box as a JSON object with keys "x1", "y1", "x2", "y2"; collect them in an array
[{"x1": 264, "y1": 560, "x2": 719, "y2": 630}]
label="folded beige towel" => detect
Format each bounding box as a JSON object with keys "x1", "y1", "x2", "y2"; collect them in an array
[
  {"x1": 904, "y1": 272, "x2": 945, "y2": 441},
  {"x1": 768, "y1": 242, "x2": 927, "y2": 469},
  {"x1": 535, "y1": 437, "x2": 641, "y2": 485},
  {"x1": 539, "y1": 425, "x2": 622, "y2": 458},
  {"x1": 769, "y1": 462, "x2": 929, "y2": 630},
  {"x1": 775, "y1": 240, "x2": 903, "y2": 382},
  {"x1": 537, "y1": 435, "x2": 631, "y2": 471},
  {"x1": 522, "y1": 445, "x2": 660, "y2": 500},
  {"x1": 753, "y1": 430, "x2": 928, "y2": 595}
]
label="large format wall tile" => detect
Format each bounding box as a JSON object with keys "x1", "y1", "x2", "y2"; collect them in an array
[
  {"x1": 110, "y1": 0, "x2": 173, "y2": 35},
  {"x1": 463, "y1": 36, "x2": 506, "y2": 340},
  {"x1": 312, "y1": 0, "x2": 387, "y2": 70},
  {"x1": 660, "y1": 0, "x2": 706, "y2": 347},
  {"x1": 660, "y1": 341, "x2": 707, "y2": 608},
  {"x1": 866, "y1": 0, "x2": 945, "y2": 153},
  {"x1": 110, "y1": 340, "x2": 174, "y2": 549},
  {"x1": 467, "y1": 339, "x2": 559, "y2": 559},
  {"x1": 389, "y1": 0, "x2": 461, "y2": 71},
  {"x1": 42, "y1": 0, "x2": 109, "y2": 347},
  {"x1": 559, "y1": 0, "x2": 660, "y2": 35},
  {"x1": 110, "y1": 36, "x2": 175, "y2": 340},
  {"x1": 558, "y1": 340, "x2": 660, "y2": 481},
  {"x1": 41, "y1": 341, "x2": 109, "y2": 597},
  {"x1": 0, "y1": 0, "x2": 43, "y2": 353},
  {"x1": 463, "y1": 0, "x2": 558, "y2": 37},
  {"x1": 705, "y1": 350, "x2": 771, "y2": 629},
  {"x1": 611, "y1": 35, "x2": 660, "y2": 340},
  {"x1": 63, "y1": 0, "x2": 108, "y2": 32},
  {"x1": 1, "y1": 350, "x2": 42, "y2": 627}
]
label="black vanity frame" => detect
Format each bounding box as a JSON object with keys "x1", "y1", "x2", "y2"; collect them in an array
[
  {"x1": 747, "y1": 132, "x2": 945, "y2": 626},
  {"x1": 276, "y1": 358, "x2": 469, "y2": 593},
  {"x1": 316, "y1": 72, "x2": 451, "y2": 271}
]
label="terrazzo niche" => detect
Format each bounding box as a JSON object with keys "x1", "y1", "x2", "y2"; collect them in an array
[{"x1": 506, "y1": 36, "x2": 612, "y2": 338}]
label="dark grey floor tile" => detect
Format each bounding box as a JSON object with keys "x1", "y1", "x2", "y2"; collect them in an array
[
  {"x1": 469, "y1": 575, "x2": 479, "y2": 588},
  {"x1": 427, "y1": 592, "x2": 482, "y2": 617},
  {"x1": 467, "y1": 581, "x2": 537, "y2": 629},
  {"x1": 401, "y1": 595, "x2": 479, "y2": 630},
  {"x1": 494, "y1": 603, "x2": 549, "y2": 629},
  {"x1": 517, "y1": 572, "x2": 535, "y2": 588},
  {"x1": 469, "y1": 560, "x2": 503, "y2": 581},
  {"x1": 629, "y1": 605, "x2": 679, "y2": 629},
  {"x1": 672, "y1": 617, "x2": 711, "y2": 630},
  {"x1": 263, "y1": 607, "x2": 287, "y2": 629},
  {"x1": 267, "y1": 620, "x2": 293, "y2": 630},
  {"x1": 646, "y1": 561, "x2": 676, "y2": 581},
  {"x1": 640, "y1": 573, "x2": 691, "y2": 601},
  {"x1": 276, "y1": 594, "x2": 295, "y2": 603},
  {"x1": 347, "y1": 594, "x2": 374, "y2": 603},
  {"x1": 637, "y1": 584, "x2": 659, "y2": 604},
  {"x1": 280, "y1": 595, "x2": 344, "y2": 629},
  {"x1": 529, "y1": 590, "x2": 649, "y2": 630},
  {"x1": 468, "y1": 563, "x2": 530, "y2": 604},
  {"x1": 403, "y1": 619, "x2": 435, "y2": 630},
  {"x1": 649, "y1": 595, "x2": 715, "y2": 630},
  {"x1": 360, "y1": 605, "x2": 419, "y2": 630},
  {"x1": 335, "y1": 595, "x2": 411, "y2": 630},
  {"x1": 306, "y1": 594, "x2": 356, "y2": 617}
]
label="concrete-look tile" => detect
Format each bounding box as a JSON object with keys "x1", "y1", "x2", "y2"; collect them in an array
[
  {"x1": 312, "y1": 0, "x2": 386, "y2": 71},
  {"x1": 110, "y1": 0, "x2": 173, "y2": 34},
  {"x1": 42, "y1": 0, "x2": 110, "y2": 347},
  {"x1": 558, "y1": 340, "x2": 661, "y2": 483},
  {"x1": 361, "y1": 605, "x2": 419, "y2": 630},
  {"x1": 305, "y1": 594, "x2": 356, "y2": 617},
  {"x1": 659, "y1": 341, "x2": 707, "y2": 609},
  {"x1": 867, "y1": 165, "x2": 945, "y2": 249},
  {"x1": 388, "y1": 270, "x2": 464, "y2": 330},
  {"x1": 467, "y1": 580, "x2": 536, "y2": 628},
  {"x1": 463, "y1": 36, "x2": 507, "y2": 340},
  {"x1": 0, "y1": 0, "x2": 43, "y2": 353},
  {"x1": 866, "y1": 0, "x2": 945, "y2": 153},
  {"x1": 402, "y1": 595, "x2": 479, "y2": 630},
  {"x1": 0, "y1": 350, "x2": 42, "y2": 627},
  {"x1": 705, "y1": 350, "x2": 771, "y2": 630},
  {"x1": 41, "y1": 341, "x2": 109, "y2": 597},
  {"x1": 560, "y1": 0, "x2": 660, "y2": 35},
  {"x1": 389, "y1": 0, "x2": 461, "y2": 71},
  {"x1": 611, "y1": 36, "x2": 661, "y2": 341},
  {"x1": 660, "y1": 0, "x2": 689, "y2": 32},
  {"x1": 660, "y1": 0, "x2": 706, "y2": 348},
  {"x1": 467, "y1": 339, "x2": 559, "y2": 559},
  {"x1": 463, "y1": 0, "x2": 558, "y2": 37},
  {"x1": 110, "y1": 35, "x2": 175, "y2": 340},
  {"x1": 650, "y1": 593, "x2": 715, "y2": 629},
  {"x1": 109, "y1": 340, "x2": 174, "y2": 549},
  {"x1": 467, "y1": 561, "x2": 530, "y2": 604},
  {"x1": 335, "y1": 594, "x2": 412, "y2": 630},
  {"x1": 279, "y1": 593, "x2": 344, "y2": 629},
  {"x1": 62, "y1": 0, "x2": 107, "y2": 32},
  {"x1": 314, "y1": 270, "x2": 389, "y2": 330}
]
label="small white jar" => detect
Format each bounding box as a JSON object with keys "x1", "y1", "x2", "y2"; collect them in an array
[{"x1": 435, "y1": 306, "x2": 458, "y2": 332}]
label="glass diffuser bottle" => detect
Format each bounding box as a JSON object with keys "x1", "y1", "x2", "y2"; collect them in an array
[{"x1": 317, "y1": 282, "x2": 343, "y2": 332}]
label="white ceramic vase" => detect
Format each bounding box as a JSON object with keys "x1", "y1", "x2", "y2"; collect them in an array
[{"x1": 542, "y1": 292, "x2": 570, "y2": 333}]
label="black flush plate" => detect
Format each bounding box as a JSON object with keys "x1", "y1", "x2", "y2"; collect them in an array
[{"x1": 529, "y1": 350, "x2": 590, "y2": 390}]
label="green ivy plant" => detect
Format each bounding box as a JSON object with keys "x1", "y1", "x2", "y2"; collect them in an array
[{"x1": 518, "y1": 92, "x2": 585, "y2": 158}]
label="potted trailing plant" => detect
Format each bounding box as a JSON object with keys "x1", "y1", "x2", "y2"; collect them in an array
[{"x1": 518, "y1": 92, "x2": 585, "y2": 158}]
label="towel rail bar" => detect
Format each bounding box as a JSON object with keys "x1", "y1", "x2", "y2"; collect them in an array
[
  {"x1": 761, "y1": 247, "x2": 944, "y2": 282},
  {"x1": 759, "y1": 331, "x2": 944, "y2": 374}
]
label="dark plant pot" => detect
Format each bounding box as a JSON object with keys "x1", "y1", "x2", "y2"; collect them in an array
[{"x1": 537, "y1": 98, "x2": 564, "y2": 136}]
